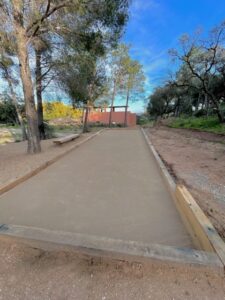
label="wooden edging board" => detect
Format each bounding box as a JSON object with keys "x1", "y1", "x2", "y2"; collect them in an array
[
  {"x1": 141, "y1": 127, "x2": 225, "y2": 272},
  {"x1": 0, "y1": 224, "x2": 223, "y2": 273},
  {"x1": 0, "y1": 129, "x2": 104, "y2": 196},
  {"x1": 175, "y1": 185, "x2": 225, "y2": 269}
]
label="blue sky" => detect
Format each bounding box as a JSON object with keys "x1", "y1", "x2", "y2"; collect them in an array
[
  {"x1": 2, "y1": 1, "x2": 225, "y2": 114},
  {"x1": 124, "y1": 0, "x2": 225, "y2": 113}
]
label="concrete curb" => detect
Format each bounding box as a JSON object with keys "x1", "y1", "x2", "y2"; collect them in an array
[
  {"x1": 141, "y1": 127, "x2": 225, "y2": 273},
  {"x1": 0, "y1": 129, "x2": 104, "y2": 196},
  {"x1": 141, "y1": 128, "x2": 176, "y2": 193},
  {"x1": 0, "y1": 224, "x2": 223, "y2": 273}
]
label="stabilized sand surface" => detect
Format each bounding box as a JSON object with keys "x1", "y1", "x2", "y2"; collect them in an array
[{"x1": 0, "y1": 129, "x2": 192, "y2": 247}]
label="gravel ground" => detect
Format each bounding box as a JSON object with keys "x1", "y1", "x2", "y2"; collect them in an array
[{"x1": 146, "y1": 126, "x2": 225, "y2": 239}]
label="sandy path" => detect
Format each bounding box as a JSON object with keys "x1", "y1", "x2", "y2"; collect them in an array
[{"x1": 0, "y1": 129, "x2": 192, "y2": 247}]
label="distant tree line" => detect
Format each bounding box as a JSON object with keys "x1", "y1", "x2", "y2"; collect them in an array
[{"x1": 148, "y1": 21, "x2": 225, "y2": 123}]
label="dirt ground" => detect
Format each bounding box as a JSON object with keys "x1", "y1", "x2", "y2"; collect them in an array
[
  {"x1": 0, "y1": 133, "x2": 93, "y2": 187},
  {"x1": 146, "y1": 126, "x2": 225, "y2": 239},
  {"x1": 0, "y1": 236, "x2": 224, "y2": 300}
]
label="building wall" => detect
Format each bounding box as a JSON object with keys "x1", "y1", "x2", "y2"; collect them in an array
[{"x1": 88, "y1": 111, "x2": 136, "y2": 127}]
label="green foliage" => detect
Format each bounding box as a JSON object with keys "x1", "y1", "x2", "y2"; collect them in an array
[
  {"x1": 137, "y1": 114, "x2": 153, "y2": 126},
  {"x1": 169, "y1": 116, "x2": 225, "y2": 134},
  {"x1": 0, "y1": 99, "x2": 17, "y2": 124}
]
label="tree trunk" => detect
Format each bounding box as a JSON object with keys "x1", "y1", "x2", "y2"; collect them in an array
[
  {"x1": 124, "y1": 88, "x2": 130, "y2": 127},
  {"x1": 208, "y1": 93, "x2": 224, "y2": 123},
  {"x1": 12, "y1": 0, "x2": 41, "y2": 153},
  {"x1": 174, "y1": 98, "x2": 180, "y2": 117},
  {"x1": 109, "y1": 80, "x2": 116, "y2": 127},
  {"x1": 83, "y1": 106, "x2": 89, "y2": 133},
  {"x1": 204, "y1": 93, "x2": 209, "y2": 116},
  {"x1": 35, "y1": 48, "x2": 46, "y2": 140},
  {"x1": 215, "y1": 106, "x2": 224, "y2": 123}
]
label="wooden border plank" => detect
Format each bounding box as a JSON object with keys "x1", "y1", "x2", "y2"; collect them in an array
[
  {"x1": 0, "y1": 224, "x2": 223, "y2": 272},
  {"x1": 175, "y1": 185, "x2": 225, "y2": 268}
]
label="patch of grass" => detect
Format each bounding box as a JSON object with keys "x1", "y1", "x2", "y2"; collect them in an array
[
  {"x1": 0, "y1": 123, "x2": 20, "y2": 129},
  {"x1": 169, "y1": 116, "x2": 225, "y2": 134}
]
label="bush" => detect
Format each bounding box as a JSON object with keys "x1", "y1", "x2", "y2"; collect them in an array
[
  {"x1": 194, "y1": 109, "x2": 207, "y2": 117},
  {"x1": 169, "y1": 116, "x2": 225, "y2": 134},
  {"x1": 0, "y1": 100, "x2": 17, "y2": 124},
  {"x1": 43, "y1": 101, "x2": 82, "y2": 121}
]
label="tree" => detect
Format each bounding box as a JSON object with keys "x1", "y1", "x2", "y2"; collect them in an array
[
  {"x1": 57, "y1": 52, "x2": 107, "y2": 132},
  {"x1": 169, "y1": 21, "x2": 225, "y2": 123},
  {"x1": 0, "y1": 0, "x2": 129, "y2": 152},
  {"x1": 33, "y1": 36, "x2": 53, "y2": 140},
  {"x1": 107, "y1": 44, "x2": 130, "y2": 127},
  {"x1": 55, "y1": 1, "x2": 129, "y2": 131},
  {"x1": 0, "y1": 51, "x2": 27, "y2": 140},
  {"x1": 0, "y1": 0, "x2": 85, "y2": 152},
  {"x1": 147, "y1": 85, "x2": 175, "y2": 118},
  {"x1": 122, "y1": 58, "x2": 145, "y2": 126}
]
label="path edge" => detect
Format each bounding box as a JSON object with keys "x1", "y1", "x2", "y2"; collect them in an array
[
  {"x1": 0, "y1": 224, "x2": 223, "y2": 274},
  {"x1": 141, "y1": 127, "x2": 225, "y2": 273}
]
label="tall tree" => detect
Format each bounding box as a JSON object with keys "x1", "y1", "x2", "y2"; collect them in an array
[
  {"x1": 55, "y1": 1, "x2": 129, "y2": 130},
  {"x1": 33, "y1": 36, "x2": 53, "y2": 139},
  {"x1": 122, "y1": 58, "x2": 145, "y2": 126},
  {"x1": 108, "y1": 44, "x2": 129, "y2": 127},
  {"x1": 0, "y1": 29, "x2": 27, "y2": 139},
  {"x1": 0, "y1": 0, "x2": 129, "y2": 152},
  {"x1": 0, "y1": 54, "x2": 27, "y2": 140},
  {"x1": 169, "y1": 22, "x2": 225, "y2": 123},
  {"x1": 0, "y1": 0, "x2": 84, "y2": 153}
]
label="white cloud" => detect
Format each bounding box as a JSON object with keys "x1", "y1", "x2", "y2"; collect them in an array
[{"x1": 132, "y1": 0, "x2": 159, "y2": 12}]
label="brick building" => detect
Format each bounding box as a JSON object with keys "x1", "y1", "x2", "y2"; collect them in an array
[{"x1": 87, "y1": 106, "x2": 137, "y2": 127}]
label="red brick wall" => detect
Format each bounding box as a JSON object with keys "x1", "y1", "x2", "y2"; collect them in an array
[{"x1": 88, "y1": 111, "x2": 136, "y2": 126}]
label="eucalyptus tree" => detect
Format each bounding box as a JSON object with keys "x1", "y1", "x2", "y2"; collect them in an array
[
  {"x1": 33, "y1": 36, "x2": 53, "y2": 139},
  {"x1": 122, "y1": 58, "x2": 145, "y2": 126},
  {"x1": 107, "y1": 44, "x2": 130, "y2": 126}
]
